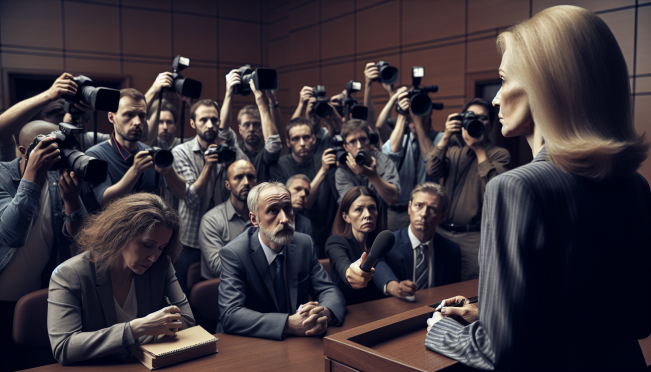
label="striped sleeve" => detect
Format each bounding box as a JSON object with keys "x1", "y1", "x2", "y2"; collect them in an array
[{"x1": 425, "y1": 173, "x2": 546, "y2": 371}]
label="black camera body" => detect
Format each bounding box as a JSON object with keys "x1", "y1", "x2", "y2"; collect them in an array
[
  {"x1": 453, "y1": 111, "x2": 485, "y2": 138},
  {"x1": 375, "y1": 61, "x2": 398, "y2": 85},
  {"x1": 343, "y1": 81, "x2": 368, "y2": 121},
  {"x1": 311, "y1": 85, "x2": 332, "y2": 118},
  {"x1": 233, "y1": 65, "x2": 278, "y2": 96},
  {"x1": 63, "y1": 75, "x2": 120, "y2": 113},
  {"x1": 26, "y1": 123, "x2": 108, "y2": 183},
  {"x1": 331, "y1": 134, "x2": 348, "y2": 168},
  {"x1": 168, "y1": 55, "x2": 203, "y2": 99},
  {"x1": 397, "y1": 66, "x2": 444, "y2": 117},
  {"x1": 354, "y1": 149, "x2": 371, "y2": 166},
  {"x1": 148, "y1": 147, "x2": 174, "y2": 168},
  {"x1": 204, "y1": 144, "x2": 237, "y2": 165}
]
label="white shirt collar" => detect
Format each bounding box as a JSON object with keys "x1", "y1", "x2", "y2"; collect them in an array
[
  {"x1": 407, "y1": 225, "x2": 431, "y2": 250},
  {"x1": 258, "y1": 231, "x2": 284, "y2": 265}
]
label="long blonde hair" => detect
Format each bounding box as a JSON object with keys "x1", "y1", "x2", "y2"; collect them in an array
[{"x1": 497, "y1": 5, "x2": 648, "y2": 181}]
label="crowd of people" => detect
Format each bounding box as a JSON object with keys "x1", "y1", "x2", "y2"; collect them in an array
[{"x1": 0, "y1": 5, "x2": 650, "y2": 372}]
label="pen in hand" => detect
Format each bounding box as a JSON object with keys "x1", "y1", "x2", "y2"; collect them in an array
[
  {"x1": 164, "y1": 296, "x2": 191, "y2": 323},
  {"x1": 434, "y1": 296, "x2": 478, "y2": 312}
]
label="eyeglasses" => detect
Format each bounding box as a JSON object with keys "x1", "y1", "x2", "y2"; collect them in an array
[{"x1": 346, "y1": 137, "x2": 368, "y2": 146}]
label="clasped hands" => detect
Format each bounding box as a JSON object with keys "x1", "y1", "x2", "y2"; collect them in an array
[
  {"x1": 284, "y1": 301, "x2": 331, "y2": 337},
  {"x1": 426, "y1": 296, "x2": 479, "y2": 333}
]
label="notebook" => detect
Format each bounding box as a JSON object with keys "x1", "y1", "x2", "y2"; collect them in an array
[{"x1": 130, "y1": 326, "x2": 218, "y2": 370}]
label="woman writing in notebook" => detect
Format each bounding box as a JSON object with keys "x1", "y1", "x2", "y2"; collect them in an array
[{"x1": 47, "y1": 193, "x2": 195, "y2": 365}]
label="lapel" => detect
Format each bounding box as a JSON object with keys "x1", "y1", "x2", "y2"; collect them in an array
[
  {"x1": 250, "y1": 229, "x2": 278, "y2": 309},
  {"x1": 348, "y1": 235, "x2": 363, "y2": 259},
  {"x1": 135, "y1": 270, "x2": 151, "y2": 318},
  {"x1": 433, "y1": 234, "x2": 445, "y2": 286},
  {"x1": 285, "y1": 242, "x2": 298, "y2": 312},
  {"x1": 400, "y1": 228, "x2": 414, "y2": 280},
  {"x1": 95, "y1": 268, "x2": 117, "y2": 328}
]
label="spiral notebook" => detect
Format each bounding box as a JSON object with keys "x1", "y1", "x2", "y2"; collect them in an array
[{"x1": 131, "y1": 326, "x2": 218, "y2": 370}]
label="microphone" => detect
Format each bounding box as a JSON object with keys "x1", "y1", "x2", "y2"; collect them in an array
[{"x1": 360, "y1": 230, "x2": 395, "y2": 272}]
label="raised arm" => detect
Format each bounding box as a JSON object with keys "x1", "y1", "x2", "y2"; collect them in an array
[
  {"x1": 266, "y1": 90, "x2": 284, "y2": 143},
  {"x1": 376, "y1": 86, "x2": 407, "y2": 143},
  {"x1": 292, "y1": 86, "x2": 313, "y2": 120},
  {"x1": 306, "y1": 149, "x2": 336, "y2": 209},
  {"x1": 250, "y1": 80, "x2": 277, "y2": 140},
  {"x1": 388, "y1": 114, "x2": 408, "y2": 154},
  {"x1": 363, "y1": 62, "x2": 378, "y2": 130},
  {"x1": 220, "y1": 70, "x2": 241, "y2": 132},
  {"x1": 99, "y1": 150, "x2": 154, "y2": 207},
  {"x1": 144, "y1": 72, "x2": 173, "y2": 146}
]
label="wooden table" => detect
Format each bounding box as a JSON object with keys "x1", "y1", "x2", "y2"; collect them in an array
[{"x1": 24, "y1": 280, "x2": 479, "y2": 372}]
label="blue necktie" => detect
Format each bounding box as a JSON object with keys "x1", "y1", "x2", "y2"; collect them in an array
[{"x1": 274, "y1": 255, "x2": 288, "y2": 313}]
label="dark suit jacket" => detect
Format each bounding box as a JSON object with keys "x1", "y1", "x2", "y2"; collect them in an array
[
  {"x1": 425, "y1": 147, "x2": 651, "y2": 371},
  {"x1": 325, "y1": 234, "x2": 385, "y2": 305},
  {"x1": 217, "y1": 227, "x2": 345, "y2": 340},
  {"x1": 47, "y1": 251, "x2": 194, "y2": 365},
  {"x1": 374, "y1": 227, "x2": 461, "y2": 291}
]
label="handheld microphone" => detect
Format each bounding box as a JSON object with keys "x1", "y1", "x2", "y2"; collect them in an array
[{"x1": 360, "y1": 230, "x2": 395, "y2": 272}]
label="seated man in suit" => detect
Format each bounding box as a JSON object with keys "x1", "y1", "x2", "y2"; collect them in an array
[
  {"x1": 286, "y1": 174, "x2": 313, "y2": 236},
  {"x1": 374, "y1": 182, "x2": 461, "y2": 299},
  {"x1": 217, "y1": 182, "x2": 345, "y2": 340}
]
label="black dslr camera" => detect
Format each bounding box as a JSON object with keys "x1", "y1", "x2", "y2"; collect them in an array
[
  {"x1": 397, "y1": 66, "x2": 444, "y2": 117},
  {"x1": 126, "y1": 147, "x2": 174, "y2": 169},
  {"x1": 452, "y1": 111, "x2": 485, "y2": 138},
  {"x1": 343, "y1": 81, "x2": 368, "y2": 121},
  {"x1": 63, "y1": 75, "x2": 120, "y2": 116},
  {"x1": 354, "y1": 150, "x2": 371, "y2": 166},
  {"x1": 204, "y1": 144, "x2": 237, "y2": 165},
  {"x1": 375, "y1": 61, "x2": 399, "y2": 85},
  {"x1": 167, "y1": 55, "x2": 203, "y2": 99},
  {"x1": 233, "y1": 65, "x2": 278, "y2": 96},
  {"x1": 26, "y1": 123, "x2": 108, "y2": 183},
  {"x1": 331, "y1": 134, "x2": 348, "y2": 168},
  {"x1": 311, "y1": 85, "x2": 332, "y2": 118}
]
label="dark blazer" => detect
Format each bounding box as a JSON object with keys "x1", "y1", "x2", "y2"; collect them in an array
[
  {"x1": 47, "y1": 251, "x2": 194, "y2": 365},
  {"x1": 325, "y1": 234, "x2": 386, "y2": 305},
  {"x1": 217, "y1": 227, "x2": 345, "y2": 340},
  {"x1": 374, "y1": 227, "x2": 461, "y2": 291},
  {"x1": 425, "y1": 147, "x2": 651, "y2": 371}
]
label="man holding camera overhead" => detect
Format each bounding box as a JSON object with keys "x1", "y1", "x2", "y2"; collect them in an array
[{"x1": 419, "y1": 97, "x2": 510, "y2": 281}]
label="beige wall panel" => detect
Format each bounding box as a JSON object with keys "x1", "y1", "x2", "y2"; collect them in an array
[
  {"x1": 121, "y1": 61, "x2": 165, "y2": 94},
  {"x1": 356, "y1": 1, "x2": 400, "y2": 55},
  {"x1": 173, "y1": 0, "x2": 217, "y2": 15},
  {"x1": 634, "y1": 95, "x2": 651, "y2": 182},
  {"x1": 321, "y1": 15, "x2": 355, "y2": 60},
  {"x1": 290, "y1": 25, "x2": 319, "y2": 65},
  {"x1": 289, "y1": 2, "x2": 319, "y2": 30},
  {"x1": 532, "y1": 0, "x2": 633, "y2": 14},
  {"x1": 402, "y1": 44, "x2": 465, "y2": 97},
  {"x1": 321, "y1": 0, "x2": 354, "y2": 20},
  {"x1": 173, "y1": 14, "x2": 218, "y2": 61},
  {"x1": 468, "y1": 0, "x2": 529, "y2": 33},
  {"x1": 1, "y1": 53, "x2": 64, "y2": 71},
  {"x1": 122, "y1": 8, "x2": 172, "y2": 57},
  {"x1": 268, "y1": 38, "x2": 290, "y2": 69},
  {"x1": 289, "y1": 67, "x2": 320, "y2": 101},
  {"x1": 599, "y1": 9, "x2": 635, "y2": 76},
  {"x1": 637, "y1": 77, "x2": 651, "y2": 93},
  {"x1": 65, "y1": 57, "x2": 121, "y2": 75},
  {"x1": 64, "y1": 2, "x2": 120, "y2": 54},
  {"x1": 322, "y1": 62, "x2": 356, "y2": 96},
  {"x1": 219, "y1": 20, "x2": 261, "y2": 64},
  {"x1": 219, "y1": 0, "x2": 261, "y2": 21},
  {"x1": 402, "y1": 0, "x2": 465, "y2": 46},
  {"x1": 637, "y1": 6, "x2": 651, "y2": 75},
  {"x1": 0, "y1": 0, "x2": 63, "y2": 49},
  {"x1": 467, "y1": 37, "x2": 500, "y2": 73}
]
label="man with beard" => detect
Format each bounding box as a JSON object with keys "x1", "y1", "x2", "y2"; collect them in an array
[
  {"x1": 374, "y1": 183, "x2": 461, "y2": 300},
  {"x1": 218, "y1": 70, "x2": 281, "y2": 183},
  {"x1": 86, "y1": 89, "x2": 186, "y2": 207},
  {"x1": 199, "y1": 159, "x2": 256, "y2": 280},
  {"x1": 217, "y1": 182, "x2": 345, "y2": 339},
  {"x1": 171, "y1": 98, "x2": 246, "y2": 294}
]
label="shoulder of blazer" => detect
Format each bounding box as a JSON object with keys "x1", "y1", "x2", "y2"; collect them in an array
[
  {"x1": 51, "y1": 251, "x2": 96, "y2": 287},
  {"x1": 434, "y1": 232, "x2": 460, "y2": 254},
  {"x1": 223, "y1": 226, "x2": 257, "y2": 254},
  {"x1": 291, "y1": 231, "x2": 312, "y2": 250}
]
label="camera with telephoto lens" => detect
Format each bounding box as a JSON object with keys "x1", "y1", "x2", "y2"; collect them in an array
[
  {"x1": 233, "y1": 64, "x2": 278, "y2": 96},
  {"x1": 330, "y1": 134, "x2": 348, "y2": 169},
  {"x1": 26, "y1": 123, "x2": 108, "y2": 183},
  {"x1": 343, "y1": 81, "x2": 368, "y2": 121},
  {"x1": 63, "y1": 75, "x2": 120, "y2": 116},
  {"x1": 204, "y1": 144, "x2": 237, "y2": 165},
  {"x1": 375, "y1": 61, "x2": 398, "y2": 85},
  {"x1": 310, "y1": 85, "x2": 332, "y2": 118},
  {"x1": 397, "y1": 66, "x2": 444, "y2": 117},
  {"x1": 452, "y1": 111, "x2": 485, "y2": 138},
  {"x1": 167, "y1": 55, "x2": 203, "y2": 99},
  {"x1": 354, "y1": 149, "x2": 371, "y2": 166},
  {"x1": 126, "y1": 147, "x2": 174, "y2": 168}
]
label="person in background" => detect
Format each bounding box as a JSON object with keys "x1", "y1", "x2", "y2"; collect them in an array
[
  {"x1": 325, "y1": 186, "x2": 386, "y2": 305},
  {"x1": 285, "y1": 174, "x2": 313, "y2": 236}
]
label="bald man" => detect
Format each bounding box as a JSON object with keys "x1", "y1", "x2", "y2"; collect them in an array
[
  {"x1": 199, "y1": 159, "x2": 257, "y2": 279},
  {"x1": 0, "y1": 121, "x2": 86, "y2": 370}
]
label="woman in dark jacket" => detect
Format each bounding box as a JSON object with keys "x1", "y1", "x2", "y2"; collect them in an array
[{"x1": 325, "y1": 186, "x2": 385, "y2": 305}]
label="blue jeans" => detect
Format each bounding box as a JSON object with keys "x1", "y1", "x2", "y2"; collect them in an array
[{"x1": 173, "y1": 246, "x2": 201, "y2": 296}]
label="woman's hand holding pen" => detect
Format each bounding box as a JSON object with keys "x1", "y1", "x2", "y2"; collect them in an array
[
  {"x1": 130, "y1": 306, "x2": 182, "y2": 339},
  {"x1": 438, "y1": 296, "x2": 479, "y2": 325}
]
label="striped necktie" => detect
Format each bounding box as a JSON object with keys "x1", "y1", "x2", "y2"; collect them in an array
[{"x1": 415, "y1": 243, "x2": 428, "y2": 290}]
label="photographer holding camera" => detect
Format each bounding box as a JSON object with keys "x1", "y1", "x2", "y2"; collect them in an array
[
  {"x1": 218, "y1": 69, "x2": 282, "y2": 183},
  {"x1": 0, "y1": 121, "x2": 87, "y2": 371},
  {"x1": 363, "y1": 61, "x2": 399, "y2": 138},
  {"x1": 294, "y1": 86, "x2": 344, "y2": 158},
  {"x1": 419, "y1": 97, "x2": 510, "y2": 281}
]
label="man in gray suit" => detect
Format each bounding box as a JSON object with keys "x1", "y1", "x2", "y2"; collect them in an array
[{"x1": 217, "y1": 182, "x2": 345, "y2": 340}]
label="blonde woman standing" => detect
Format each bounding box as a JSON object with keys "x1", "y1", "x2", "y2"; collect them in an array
[{"x1": 425, "y1": 6, "x2": 651, "y2": 371}]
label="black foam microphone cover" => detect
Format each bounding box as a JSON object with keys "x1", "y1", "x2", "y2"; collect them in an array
[{"x1": 360, "y1": 230, "x2": 395, "y2": 272}]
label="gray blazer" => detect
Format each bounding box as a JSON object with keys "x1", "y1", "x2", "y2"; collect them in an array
[
  {"x1": 425, "y1": 147, "x2": 651, "y2": 371},
  {"x1": 217, "y1": 227, "x2": 345, "y2": 340},
  {"x1": 47, "y1": 251, "x2": 194, "y2": 365}
]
